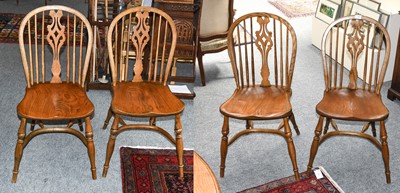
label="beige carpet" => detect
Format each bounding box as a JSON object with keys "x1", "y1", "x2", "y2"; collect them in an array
[{"x1": 268, "y1": 0, "x2": 319, "y2": 18}]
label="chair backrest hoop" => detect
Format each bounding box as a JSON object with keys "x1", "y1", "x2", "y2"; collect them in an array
[
  {"x1": 226, "y1": 12, "x2": 297, "y2": 91},
  {"x1": 107, "y1": 6, "x2": 177, "y2": 86},
  {"x1": 19, "y1": 5, "x2": 93, "y2": 88},
  {"x1": 321, "y1": 15, "x2": 391, "y2": 94}
]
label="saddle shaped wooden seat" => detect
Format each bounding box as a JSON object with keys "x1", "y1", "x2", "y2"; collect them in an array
[{"x1": 197, "y1": 0, "x2": 234, "y2": 86}]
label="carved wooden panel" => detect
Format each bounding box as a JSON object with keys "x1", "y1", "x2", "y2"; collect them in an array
[
  {"x1": 130, "y1": 11, "x2": 151, "y2": 82},
  {"x1": 47, "y1": 10, "x2": 66, "y2": 83},
  {"x1": 255, "y1": 16, "x2": 273, "y2": 87},
  {"x1": 346, "y1": 20, "x2": 365, "y2": 89},
  {"x1": 153, "y1": 0, "x2": 199, "y2": 59}
]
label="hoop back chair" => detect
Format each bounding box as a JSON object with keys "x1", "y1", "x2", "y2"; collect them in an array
[
  {"x1": 220, "y1": 12, "x2": 300, "y2": 180},
  {"x1": 14, "y1": 5, "x2": 95, "y2": 183},
  {"x1": 101, "y1": 7, "x2": 185, "y2": 178},
  {"x1": 197, "y1": 0, "x2": 234, "y2": 86},
  {"x1": 306, "y1": 15, "x2": 391, "y2": 183}
]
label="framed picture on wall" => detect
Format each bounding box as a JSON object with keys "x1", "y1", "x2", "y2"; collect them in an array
[
  {"x1": 142, "y1": 0, "x2": 153, "y2": 6},
  {"x1": 379, "y1": 12, "x2": 389, "y2": 27},
  {"x1": 349, "y1": 3, "x2": 382, "y2": 48},
  {"x1": 358, "y1": 0, "x2": 381, "y2": 11},
  {"x1": 315, "y1": 0, "x2": 341, "y2": 24},
  {"x1": 350, "y1": 3, "x2": 381, "y2": 22},
  {"x1": 342, "y1": 0, "x2": 357, "y2": 17},
  {"x1": 329, "y1": 0, "x2": 342, "y2": 5}
]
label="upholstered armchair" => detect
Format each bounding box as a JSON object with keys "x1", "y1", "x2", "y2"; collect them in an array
[{"x1": 197, "y1": 0, "x2": 234, "y2": 86}]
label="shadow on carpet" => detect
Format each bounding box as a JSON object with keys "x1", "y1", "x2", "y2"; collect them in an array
[{"x1": 120, "y1": 146, "x2": 194, "y2": 193}]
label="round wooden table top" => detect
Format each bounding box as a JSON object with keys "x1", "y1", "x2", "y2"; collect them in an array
[{"x1": 194, "y1": 152, "x2": 221, "y2": 193}]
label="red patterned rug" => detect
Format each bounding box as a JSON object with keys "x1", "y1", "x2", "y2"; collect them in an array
[
  {"x1": 238, "y1": 166, "x2": 344, "y2": 193},
  {"x1": 268, "y1": 0, "x2": 318, "y2": 18},
  {"x1": 120, "y1": 147, "x2": 194, "y2": 193},
  {"x1": 0, "y1": 13, "x2": 23, "y2": 44},
  {"x1": 0, "y1": 12, "x2": 88, "y2": 45}
]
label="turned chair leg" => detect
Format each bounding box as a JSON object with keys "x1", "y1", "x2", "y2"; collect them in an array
[
  {"x1": 246, "y1": 120, "x2": 253, "y2": 130},
  {"x1": 102, "y1": 114, "x2": 120, "y2": 177},
  {"x1": 12, "y1": 118, "x2": 27, "y2": 183},
  {"x1": 283, "y1": 117, "x2": 299, "y2": 180},
  {"x1": 174, "y1": 114, "x2": 184, "y2": 178},
  {"x1": 289, "y1": 113, "x2": 300, "y2": 135},
  {"x1": 78, "y1": 119, "x2": 84, "y2": 131},
  {"x1": 371, "y1": 122, "x2": 377, "y2": 137},
  {"x1": 150, "y1": 117, "x2": 156, "y2": 126},
  {"x1": 306, "y1": 116, "x2": 324, "y2": 176},
  {"x1": 323, "y1": 118, "x2": 331, "y2": 134},
  {"x1": 380, "y1": 121, "x2": 391, "y2": 184},
  {"x1": 85, "y1": 117, "x2": 97, "y2": 180},
  {"x1": 220, "y1": 116, "x2": 229, "y2": 177},
  {"x1": 102, "y1": 107, "x2": 113, "y2": 130},
  {"x1": 197, "y1": 48, "x2": 206, "y2": 86}
]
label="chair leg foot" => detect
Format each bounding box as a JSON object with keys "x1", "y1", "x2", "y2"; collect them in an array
[
  {"x1": 91, "y1": 168, "x2": 97, "y2": 180},
  {"x1": 11, "y1": 171, "x2": 18, "y2": 183},
  {"x1": 220, "y1": 116, "x2": 229, "y2": 177},
  {"x1": 283, "y1": 117, "x2": 299, "y2": 181},
  {"x1": 12, "y1": 118, "x2": 27, "y2": 183},
  {"x1": 307, "y1": 116, "x2": 324, "y2": 177},
  {"x1": 102, "y1": 115, "x2": 119, "y2": 177},
  {"x1": 306, "y1": 166, "x2": 313, "y2": 177},
  {"x1": 102, "y1": 166, "x2": 109, "y2": 177},
  {"x1": 85, "y1": 117, "x2": 97, "y2": 180},
  {"x1": 220, "y1": 166, "x2": 225, "y2": 178},
  {"x1": 174, "y1": 114, "x2": 184, "y2": 178},
  {"x1": 380, "y1": 121, "x2": 390, "y2": 184},
  {"x1": 386, "y1": 173, "x2": 391, "y2": 184}
]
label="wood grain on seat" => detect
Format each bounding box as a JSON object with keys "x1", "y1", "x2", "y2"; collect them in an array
[
  {"x1": 18, "y1": 83, "x2": 94, "y2": 120},
  {"x1": 317, "y1": 89, "x2": 388, "y2": 121},
  {"x1": 111, "y1": 82, "x2": 184, "y2": 116},
  {"x1": 220, "y1": 86, "x2": 291, "y2": 119}
]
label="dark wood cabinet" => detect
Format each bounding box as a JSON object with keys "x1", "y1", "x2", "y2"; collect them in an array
[
  {"x1": 153, "y1": 0, "x2": 201, "y2": 99},
  {"x1": 387, "y1": 31, "x2": 400, "y2": 101}
]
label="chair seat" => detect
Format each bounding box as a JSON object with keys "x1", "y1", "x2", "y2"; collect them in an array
[
  {"x1": 111, "y1": 82, "x2": 184, "y2": 117},
  {"x1": 220, "y1": 86, "x2": 292, "y2": 119},
  {"x1": 17, "y1": 83, "x2": 94, "y2": 120},
  {"x1": 316, "y1": 89, "x2": 389, "y2": 121}
]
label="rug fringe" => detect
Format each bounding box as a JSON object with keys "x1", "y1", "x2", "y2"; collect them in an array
[
  {"x1": 119, "y1": 145, "x2": 194, "y2": 151},
  {"x1": 316, "y1": 166, "x2": 346, "y2": 193}
]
